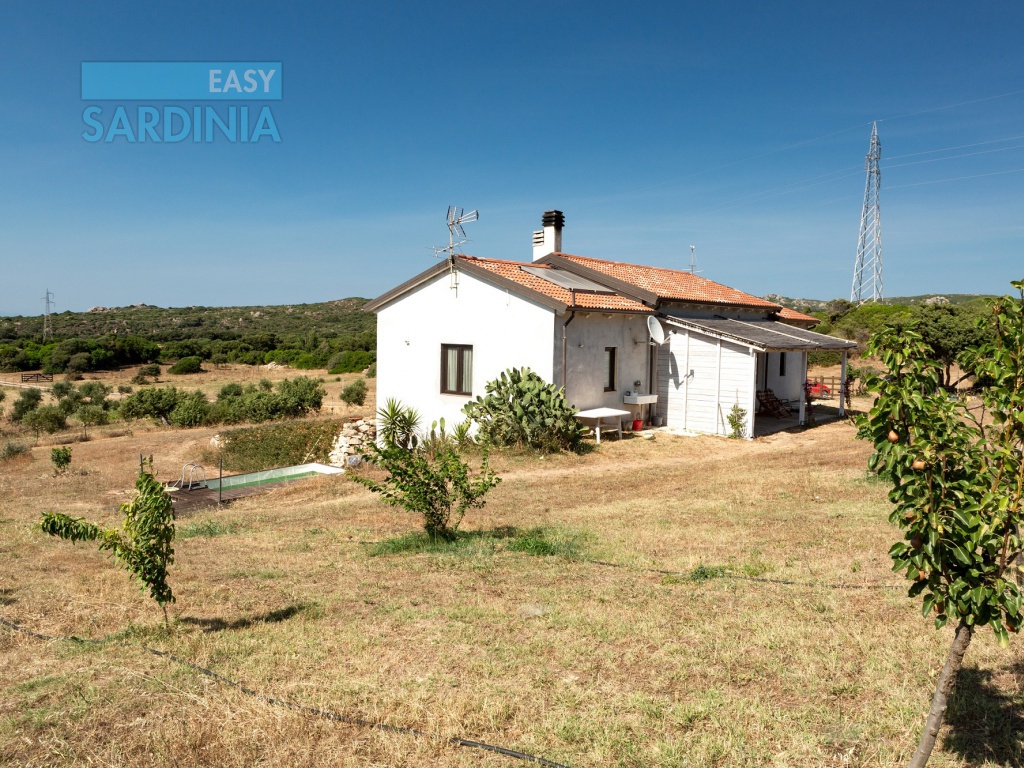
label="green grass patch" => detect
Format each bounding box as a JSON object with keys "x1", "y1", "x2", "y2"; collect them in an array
[
  {"x1": 178, "y1": 519, "x2": 240, "y2": 539},
  {"x1": 689, "y1": 564, "x2": 728, "y2": 583},
  {"x1": 365, "y1": 525, "x2": 589, "y2": 560}
]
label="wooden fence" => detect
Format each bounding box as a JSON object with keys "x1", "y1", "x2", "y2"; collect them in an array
[{"x1": 20, "y1": 373, "x2": 53, "y2": 383}]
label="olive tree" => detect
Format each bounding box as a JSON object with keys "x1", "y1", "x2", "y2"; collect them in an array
[{"x1": 857, "y1": 280, "x2": 1024, "y2": 767}]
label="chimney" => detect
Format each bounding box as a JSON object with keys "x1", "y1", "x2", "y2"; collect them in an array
[{"x1": 532, "y1": 209, "x2": 564, "y2": 261}]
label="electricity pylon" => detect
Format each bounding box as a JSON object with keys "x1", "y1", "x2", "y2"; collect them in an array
[{"x1": 851, "y1": 122, "x2": 882, "y2": 303}]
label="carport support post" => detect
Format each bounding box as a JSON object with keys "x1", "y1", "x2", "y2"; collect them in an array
[
  {"x1": 798, "y1": 351, "x2": 808, "y2": 426},
  {"x1": 839, "y1": 350, "x2": 848, "y2": 417},
  {"x1": 746, "y1": 348, "x2": 757, "y2": 439},
  {"x1": 218, "y1": 458, "x2": 223, "y2": 505}
]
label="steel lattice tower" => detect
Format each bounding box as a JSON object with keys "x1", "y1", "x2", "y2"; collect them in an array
[
  {"x1": 42, "y1": 288, "x2": 54, "y2": 341},
  {"x1": 851, "y1": 122, "x2": 882, "y2": 303}
]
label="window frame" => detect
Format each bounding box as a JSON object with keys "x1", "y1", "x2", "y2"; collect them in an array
[
  {"x1": 440, "y1": 344, "x2": 473, "y2": 396},
  {"x1": 779, "y1": 352, "x2": 787, "y2": 377},
  {"x1": 604, "y1": 346, "x2": 617, "y2": 392}
]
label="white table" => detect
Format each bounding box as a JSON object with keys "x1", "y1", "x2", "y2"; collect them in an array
[{"x1": 576, "y1": 407, "x2": 631, "y2": 445}]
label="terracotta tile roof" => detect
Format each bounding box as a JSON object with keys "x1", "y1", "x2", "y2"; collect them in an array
[
  {"x1": 552, "y1": 253, "x2": 781, "y2": 310},
  {"x1": 776, "y1": 306, "x2": 820, "y2": 324},
  {"x1": 457, "y1": 255, "x2": 651, "y2": 313}
]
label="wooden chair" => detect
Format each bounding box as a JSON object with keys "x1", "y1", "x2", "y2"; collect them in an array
[{"x1": 756, "y1": 389, "x2": 793, "y2": 418}]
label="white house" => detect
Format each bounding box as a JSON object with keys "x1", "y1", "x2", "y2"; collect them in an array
[{"x1": 364, "y1": 211, "x2": 855, "y2": 439}]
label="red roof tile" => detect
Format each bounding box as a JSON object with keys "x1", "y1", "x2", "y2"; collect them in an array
[
  {"x1": 457, "y1": 255, "x2": 651, "y2": 313},
  {"x1": 776, "y1": 307, "x2": 820, "y2": 324},
  {"x1": 552, "y1": 253, "x2": 781, "y2": 310}
]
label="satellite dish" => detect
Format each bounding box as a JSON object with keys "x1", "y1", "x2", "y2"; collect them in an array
[{"x1": 647, "y1": 316, "x2": 667, "y2": 345}]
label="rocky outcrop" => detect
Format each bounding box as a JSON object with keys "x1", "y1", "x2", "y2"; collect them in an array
[{"x1": 328, "y1": 418, "x2": 377, "y2": 469}]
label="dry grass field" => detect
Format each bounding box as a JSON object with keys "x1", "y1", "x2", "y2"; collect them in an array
[{"x1": 1, "y1": 410, "x2": 1021, "y2": 766}]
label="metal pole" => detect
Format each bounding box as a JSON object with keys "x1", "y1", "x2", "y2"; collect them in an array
[{"x1": 218, "y1": 458, "x2": 223, "y2": 505}]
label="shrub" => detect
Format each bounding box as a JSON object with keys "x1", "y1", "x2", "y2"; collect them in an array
[
  {"x1": 10, "y1": 388, "x2": 43, "y2": 423},
  {"x1": 727, "y1": 403, "x2": 747, "y2": 439},
  {"x1": 352, "y1": 441, "x2": 500, "y2": 541},
  {"x1": 120, "y1": 386, "x2": 186, "y2": 423},
  {"x1": 117, "y1": 385, "x2": 133, "y2": 395},
  {"x1": 51, "y1": 446, "x2": 72, "y2": 473},
  {"x1": 168, "y1": 391, "x2": 211, "y2": 427},
  {"x1": 78, "y1": 381, "x2": 112, "y2": 407},
  {"x1": 168, "y1": 356, "x2": 203, "y2": 375},
  {"x1": 463, "y1": 367, "x2": 586, "y2": 453},
  {"x1": 138, "y1": 363, "x2": 162, "y2": 378},
  {"x1": 1, "y1": 441, "x2": 28, "y2": 461},
  {"x1": 23, "y1": 405, "x2": 68, "y2": 434},
  {"x1": 76, "y1": 405, "x2": 108, "y2": 434},
  {"x1": 274, "y1": 376, "x2": 325, "y2": 415},
  {"x1": 340, "y1": 378, "x2": 367, "y2": 406},
  {"x1": 328, "y1": 350, "x2": 374, "y2": 374},
  {"x1": 212, "y1": 420, "x2": 341, "y2": 472},
  {"x1": 364, "y1": 362, "x2": 377, "y2": 378},
  {"x1": 218, "y1": 383, "x2": 244, "y2": 401}
]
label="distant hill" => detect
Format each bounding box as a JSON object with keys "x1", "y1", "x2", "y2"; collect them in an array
[
  {"x1": 0, "y1": 298, "x2": 373, "y2": 342},
  {"x1": 763, "y1": 293, "x2": 998, "y2": 314}
]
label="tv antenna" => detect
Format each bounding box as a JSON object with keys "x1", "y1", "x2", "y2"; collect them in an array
[
  {"x1": 432, "y1": 206, "x2": 479, "y2": 261},
  {"x1": 42, "y1": 288, "x2": 54, "y2": 341},
  {"x1": 687, "y1": 244, "x2": 700, "y2": 275}
]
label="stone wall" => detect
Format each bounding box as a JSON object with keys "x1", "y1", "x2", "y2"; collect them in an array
[{"x1": 328, "y1": 418, "x2": 377, "y2": 469}]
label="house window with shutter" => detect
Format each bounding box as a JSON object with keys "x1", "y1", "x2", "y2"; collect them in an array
[
  {"x1": 441, "y1": 344, "x2": 473, "y2": 395},
  {"x1": 604, "y1": 347, "x2": 617, "y2": 392}
]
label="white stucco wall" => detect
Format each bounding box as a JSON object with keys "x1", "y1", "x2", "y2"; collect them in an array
[
  {"x1": 555, "y1": 312, "x2": 652, "y2": 412},
  {"x1": 657, "y1": 329, "x2": 756, "y2": 436},
  {"x1": 375, "y1": 269, "x2": 556, "y2": 428}
]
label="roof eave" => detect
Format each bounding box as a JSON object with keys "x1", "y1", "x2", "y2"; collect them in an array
[{"x1": 363, "y1": 261, "x2": 451, "y2": 313}]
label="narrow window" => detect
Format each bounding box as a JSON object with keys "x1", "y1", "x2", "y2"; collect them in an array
[
  {"x1": 779, "y1": 352, "x2": 787, "y2": 377},
  {"x1": 604, "y1": 347, "x2": 617, "y2": 392},
  {"x1": 441, "y1": 344, "x2": 473, "y2": 395}
]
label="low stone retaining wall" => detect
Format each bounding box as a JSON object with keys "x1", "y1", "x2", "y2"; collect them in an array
[{"x1": 328, "y1": 418, "x2": 377, "y2": 468}]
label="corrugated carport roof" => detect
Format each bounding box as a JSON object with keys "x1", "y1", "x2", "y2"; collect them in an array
[{"x1": 662, "y1": 316, "x2": 857, "y2": 351}]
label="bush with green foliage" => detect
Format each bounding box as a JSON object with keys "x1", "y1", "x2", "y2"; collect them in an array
[
  {"x1": 327, "y1": 349, "x2": 374, "y2": 374},
  {"x1": 212, "y1": 419, "x2": 341, "y2": 472},
  {"x1": 9, "y1": 388, "x2": 42, "y2": 423},
  {"x1": 76, "y1": 405, "x2": 108, "y2": 434},
  {"x1": 139, "y1": 363, "x2": 162, "y2": 378},
  {"x1": 856, "y1": 280, "x2": 1024, "y2": 767},
  {"x1": 168, "y1": 356, "x2": 204, "y2": 375},
  {"x1": 40, "y1": 469, "x2": 175, "y2": 622},
  {"x1": 353, "y1": 440, "x2": 500, "y2": 541},
  {"x1": 365, "y1": 362, "x2": 377, "y2": 378},
  {"x1": 23, "y1": 405, "x2": 68, "y2": 434},
  {"x1": 120, "y1": 386, "x2": 186, "y2": 423},
  {"x1": 463, "y1": 367, "x2": 586, "y2": 453},
  {"x1": 340, "y1": 378, "x2": 367, "y2": 406},
  {"x1": 51, "y1": 446, "x2": 72, "y2": 473},
  {"x1": 168, "y1": 390, "x2": 211, "y2": 427},
  {"x1": 726, "y1": 403, "x2": 747, "y2": 439}
]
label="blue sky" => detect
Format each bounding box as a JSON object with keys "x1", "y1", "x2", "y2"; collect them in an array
[{"x1": 2, "y1": 1, "x2": 1023, "y2": 316}]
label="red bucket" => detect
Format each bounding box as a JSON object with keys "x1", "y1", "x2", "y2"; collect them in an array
[{"x1": 632, "y1": 419, "x2": 644, "y2": 432}]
